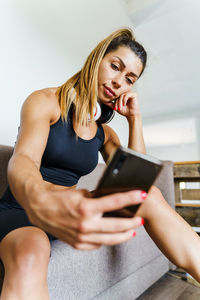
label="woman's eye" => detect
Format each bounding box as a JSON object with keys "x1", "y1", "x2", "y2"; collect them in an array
[
  {"x1": 111, "y1": 63, "x2": 119, "y2": 71},
  {"x1": 126, "y1": 77, "x2": 133, "y2": 85}
]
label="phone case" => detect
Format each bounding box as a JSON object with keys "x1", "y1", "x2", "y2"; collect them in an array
[{"x1": 93, "y1": 146, "x2": 163, "y2": 216}]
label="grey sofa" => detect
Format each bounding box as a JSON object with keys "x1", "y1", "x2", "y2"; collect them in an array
[{"x1": 0, "y1": 144, "x2": 175, "y2": 299}]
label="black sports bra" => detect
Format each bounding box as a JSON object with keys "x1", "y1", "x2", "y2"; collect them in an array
[{"x1": 40, "y1": 106, "x2": 105, "y2": 186}]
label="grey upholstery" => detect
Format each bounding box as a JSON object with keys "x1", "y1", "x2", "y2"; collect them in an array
[
  {"x1": 0, "y1": 145, "x2": 175, "y2": 299},
  {"x1": 0, "y1": 145, "x2": 13, "y2": 197}
]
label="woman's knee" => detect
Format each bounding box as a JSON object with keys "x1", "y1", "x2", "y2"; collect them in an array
[
  {"x1": 146, "y1": 185, "x2": 166, "y2": 205},
  {"x1": 0, "y1": 227, "x2": 51, "y2": 275},
  {"x1": 136, "y1": 185, "x2": 166, "y2": 218}
]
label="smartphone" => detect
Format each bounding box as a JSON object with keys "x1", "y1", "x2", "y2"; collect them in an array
[{"x1": 93, "y1": 146, "x2": 163, "y2": 216}]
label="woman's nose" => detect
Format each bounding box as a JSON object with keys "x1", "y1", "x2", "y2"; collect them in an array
[{"x1": 112, "y1": 75, "x2": 123, "y2": 88}]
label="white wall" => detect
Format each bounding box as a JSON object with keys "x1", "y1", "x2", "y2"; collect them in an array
[
  {"x1": 0, "y1": 0, "x2": 132, "y2": 146},
  {"x1": 125, "y1": 0, "x2": 200, "y2": 162},
  {"x1": 1, "y1": 0, "x2": 199, "y2": 163},
  {"x1": 143, "y1": 114, "x2": 200, "y2": 161},
  {"x1": 147, "y1": 143, "x2": 198, "y2": 162}
]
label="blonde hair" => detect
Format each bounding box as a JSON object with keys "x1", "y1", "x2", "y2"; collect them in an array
[{"x1": 56, "y1": 28, "x2": 135, "y2": 129}]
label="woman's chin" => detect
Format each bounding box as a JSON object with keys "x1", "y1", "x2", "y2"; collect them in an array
[
  {"x1": 98, "y1": 97, "x2": 115, "y2": 107},
  {"x1": 100, "y1": 101, "x2": 113, "y2": 108}
]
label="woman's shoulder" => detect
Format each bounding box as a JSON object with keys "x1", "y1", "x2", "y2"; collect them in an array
[
  {"x1": 101, "y1": 123, "x2": 120, "y2": 144},
  {"x1": 26, "y1": 87, "x2": 59, "y2": 105},
  {"x1": 22, "y1": 87, "x2": 60, "y2": 123}
]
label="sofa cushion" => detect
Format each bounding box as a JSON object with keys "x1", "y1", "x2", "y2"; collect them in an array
[{"x1": 47, "y1": 226, "x2": 166, "y2": 300}]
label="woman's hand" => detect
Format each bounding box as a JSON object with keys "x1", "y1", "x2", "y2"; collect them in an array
[
  {"x1": 26, "y1": 188, "x2": 145, "y2": 250},
  {"x1": 110, "y1": 91, "x2": 141, "y2": 119}
]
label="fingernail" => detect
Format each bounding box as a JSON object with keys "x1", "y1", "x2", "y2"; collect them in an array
[
  {"x1": 118, "y1": 107, "x2": 120, "y2": 111},
  {"x1": 114, "y1": 107, "x2": 117, "y2": 111},
  {"x1": 133, "y1": 232, "x2": 136, "y2": 237},
  {"x1": 141, "y1": 218, "x2": 145, "y2": 226},
  {"x1": 141, "y1": 191, "x2": 147, "y2": 200},
  {"x1": 123, "y1": 103, "x2": 125, "y2": 106}
]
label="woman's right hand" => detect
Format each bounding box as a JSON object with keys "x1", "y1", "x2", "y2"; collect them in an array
[{"x1": 26, "y1": 188, "x2": 145, "y2": 250}]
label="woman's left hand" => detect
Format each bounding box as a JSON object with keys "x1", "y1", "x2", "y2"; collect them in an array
[{"x1": 111, "y1": 92, "x2": 141, "y2": 119}]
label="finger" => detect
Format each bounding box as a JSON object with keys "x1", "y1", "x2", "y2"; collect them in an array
[
  {"x1": 61, "y1": 233, "x2": 101, "y2": 250},
  {"x1": 48, "y1": 226, "x2": 101, "y2": 250},
  {"x1": 77, "y1": 228, "x2": 136, "y2": 246},
  {"x1": 114, "y1": 98, "x2": 120, "y2": 111},
  {"x1": 73, "y1": 243, "x2": 101, "y2": 250},
  {"x1": 118, "y1": 95, "x2": 124, "y2": 111},
  {"x1": 123, "y1": 96, "x2": 128, "y2": 107},
  {"x1": 123, "y1": 94, "x2": 129, "y2": 107},
  {"x1": 85, "y1": 190, "x2": 145, "y2": 215},
  {"x1": 79, "y1": 215, "x2": 143, "y2": 234}
]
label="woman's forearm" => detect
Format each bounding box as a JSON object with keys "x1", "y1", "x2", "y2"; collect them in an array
[
  {"x1": 7, "y1": 154, "x2": 47, "y2": 211},
  {"x1": 127, "y1": 114, "x2": 146, "y2": 154}
]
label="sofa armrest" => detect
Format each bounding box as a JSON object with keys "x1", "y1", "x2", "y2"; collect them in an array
[{"x1": 0, "y1": 145, "x2": 14, "y2": 198}]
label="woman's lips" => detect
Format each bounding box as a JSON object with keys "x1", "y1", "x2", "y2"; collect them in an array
[{"x1": 104, "y1": 86, "x2": 115, "y2": 97}]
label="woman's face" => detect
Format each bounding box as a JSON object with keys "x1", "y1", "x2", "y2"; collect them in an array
[{"x1": 98, "y1": 46, "x2": 143, "y2": 104}]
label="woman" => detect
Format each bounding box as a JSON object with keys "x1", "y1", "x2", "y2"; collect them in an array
[{"x1": 0, "y1": 28, "x2": 200, "y2": 299}]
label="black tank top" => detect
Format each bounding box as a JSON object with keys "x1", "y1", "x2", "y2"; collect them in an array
[{"x1": 40, "y1": 106, "x2": 105, "y2": 186}]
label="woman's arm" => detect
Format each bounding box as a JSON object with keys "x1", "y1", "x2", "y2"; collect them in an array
[
  {"x1": 100, "y1": 124, "x2": 121, "y2": 164},
  {"x1": 8, "y1": 90, "x2": 59, "y2": 210},
  {"x1": 127, "y1": 114, "x2": 146, "y2": 154},
  {"x1": 109, "y1": 91, "x2": 146, "y2": 154}
]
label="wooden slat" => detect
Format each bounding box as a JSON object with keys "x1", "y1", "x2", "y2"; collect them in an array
[
  {"x1": 175, "y1": 203, "x2": 200, "y2": 207},
  {"x1": 181, "y1": 189, "x2": 200, "y2": 200},
  {"x1": 174, "y1": 164, "x2": 200, "y2": 178},
  {"x1": 174, "y1": 161, "x2": 200, "y2": 165},
  {"x1": 175, "y1": 206, "x2": 200, "y2": 226},
  {"x1": 173, "y1": 162, "x2": 200, "y2": 230},
  {"x1": 174, "y1": 181, "x2": 181, "y2": 203},
  {"x1": 175, "y1": 178, "x2": 200, "y2": 183}
]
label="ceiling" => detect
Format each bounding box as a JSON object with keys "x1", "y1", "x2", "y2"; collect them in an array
[{"x1": 123, "y1": 0, "x2": 200, "y2": 121}]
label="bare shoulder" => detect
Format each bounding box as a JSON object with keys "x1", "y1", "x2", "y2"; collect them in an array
[
  {"x1": 101, "y1": 124, "x2": 120, "y2": 144},
  {"x1": 22, "y1": 87, "x2": 60, "y2": 123},
  {"x1": 100, "y1": 124, "x2": 121, "y2": 163},
  {"x1": 13, "y1": 88, "x2": 61, "y2": 166}
]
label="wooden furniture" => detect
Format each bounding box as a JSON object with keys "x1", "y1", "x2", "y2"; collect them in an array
[{"x1": 173, "y1": 161, "x2": 200, "y2": 233}]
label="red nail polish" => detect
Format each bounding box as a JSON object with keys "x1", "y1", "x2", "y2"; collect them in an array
[
  {"x1": 141, "y1": 218, "x2": 145, "y2": 225},
  {"x1": 118, "y1": 107, "x2": 120, "y2": 111},
  {"x1": 132, "y1": 232, "x2": 136, "y2": 237},
  {"x1": 114, "y1": 107, "x2": 117, "y2": 111},
  {"x1": 141, "y1": 191, "x2": 147, "y2": 200}
]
